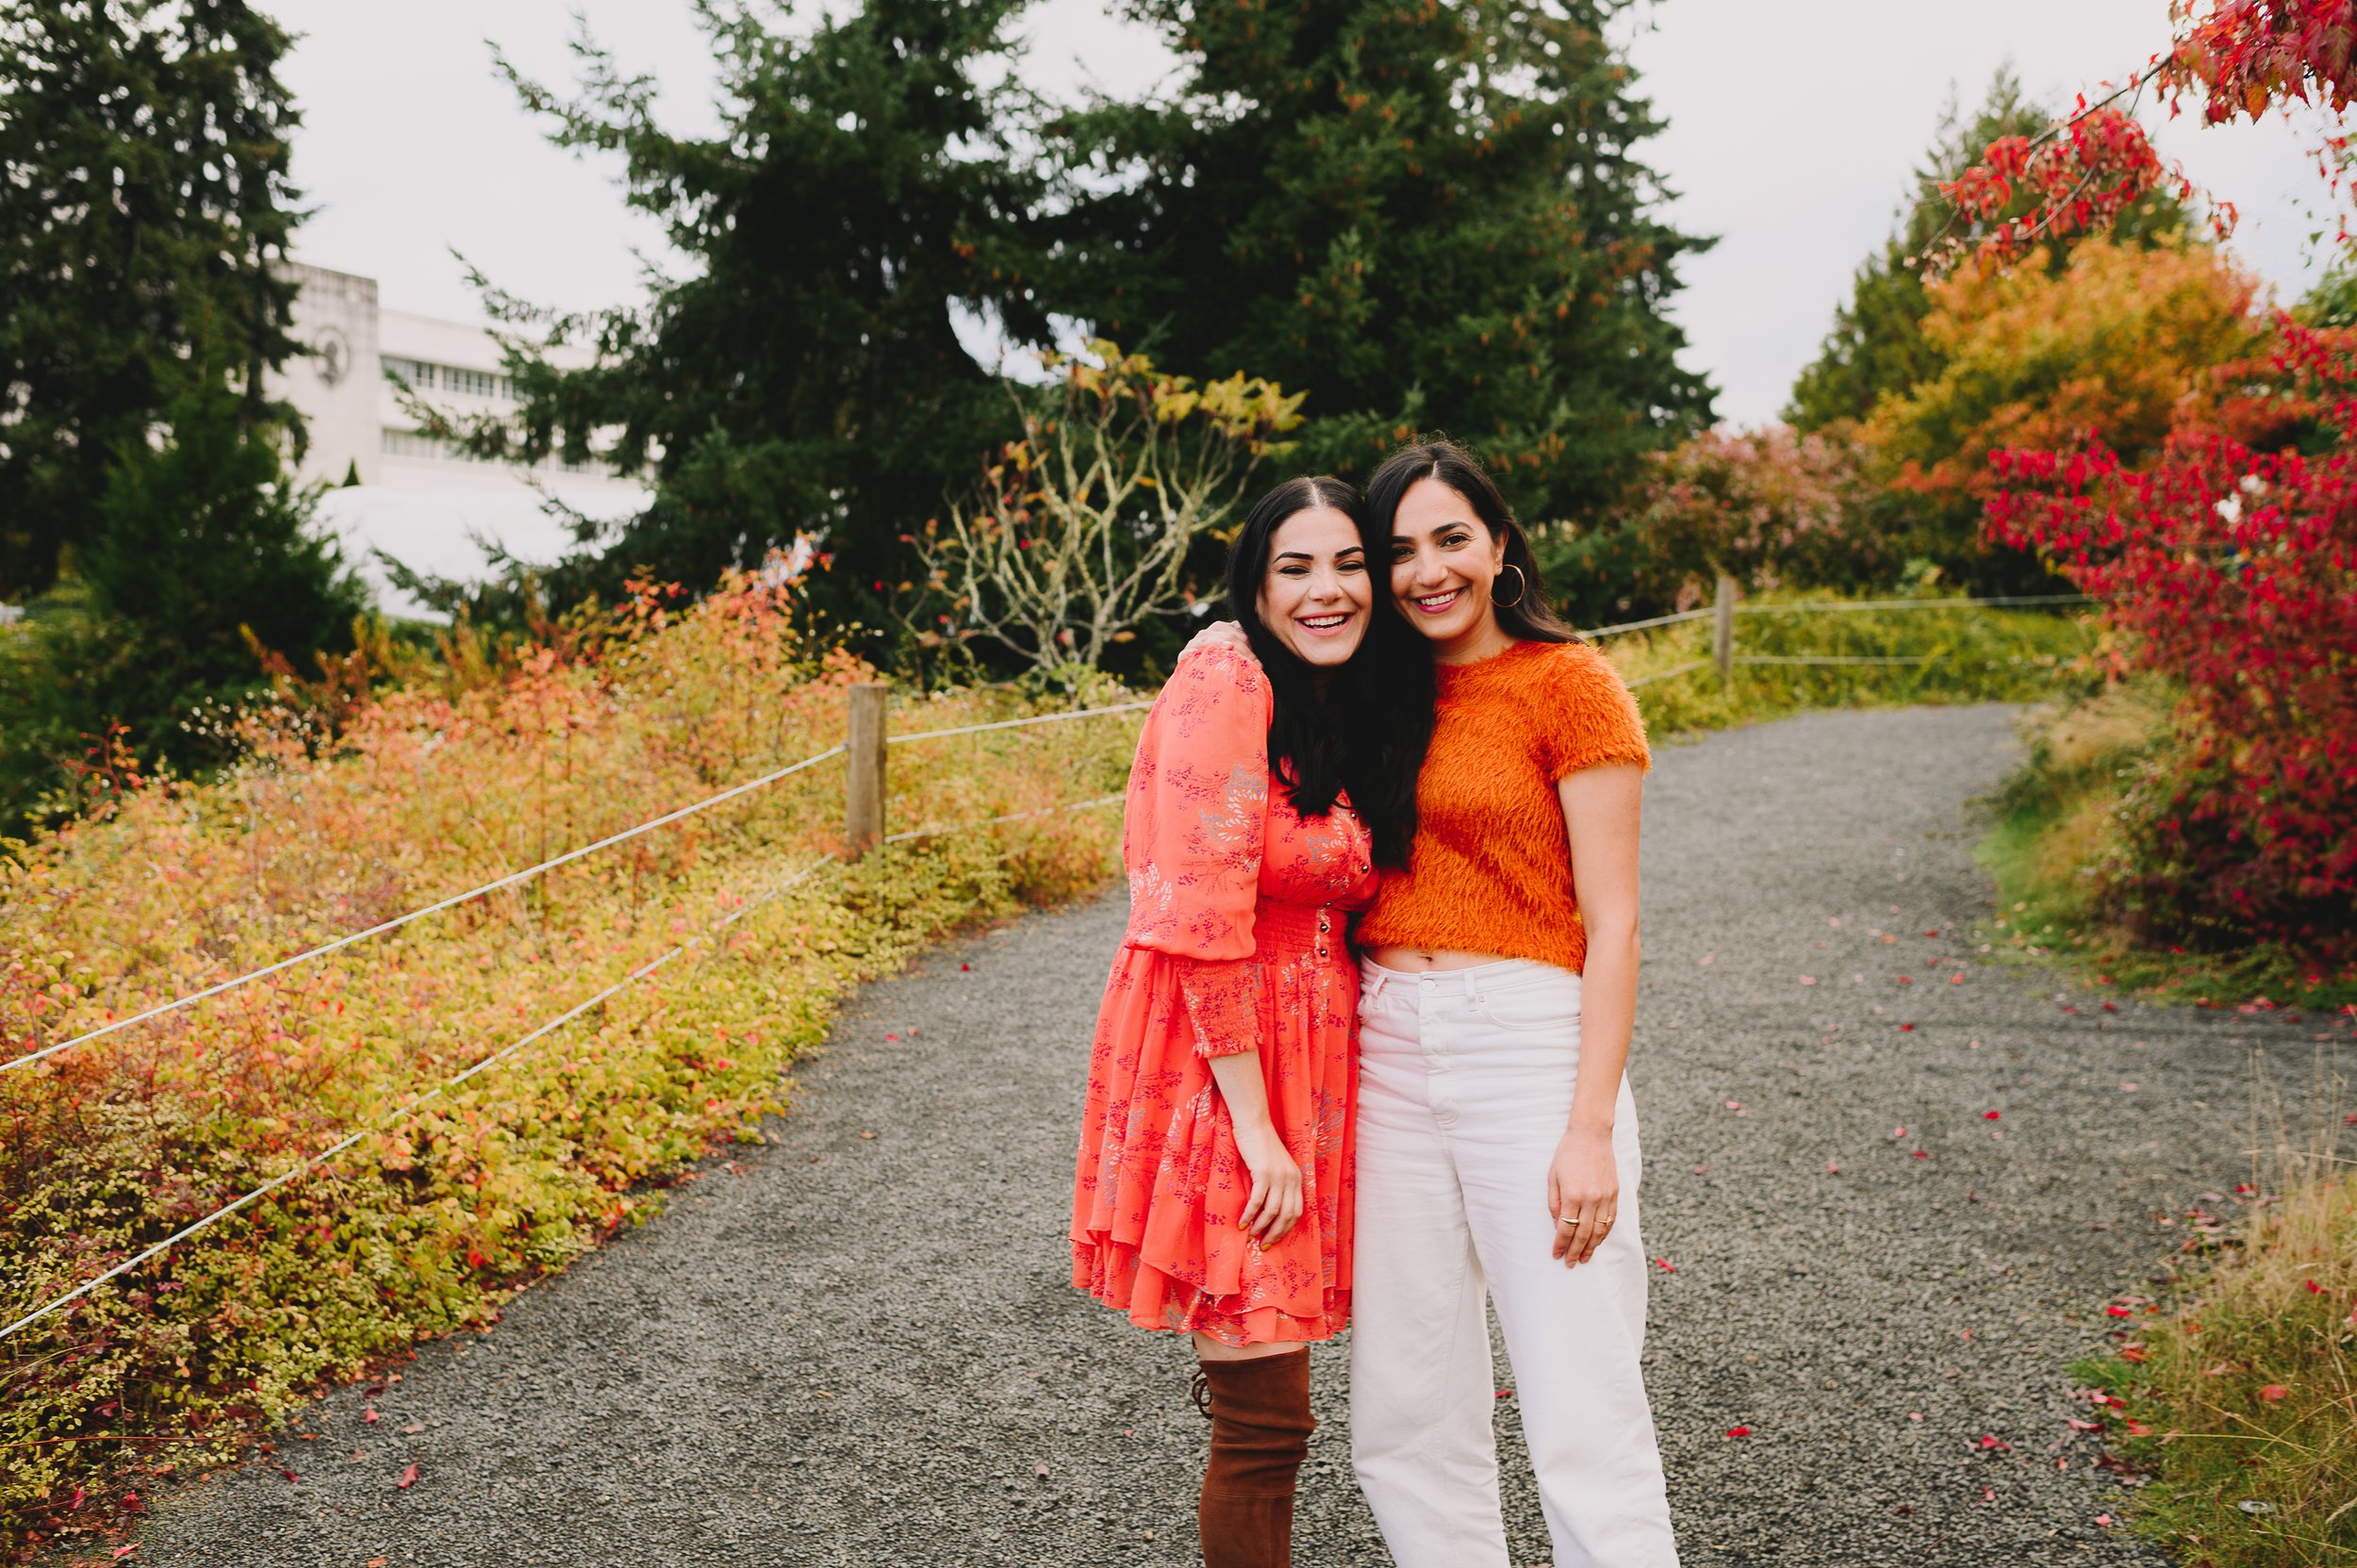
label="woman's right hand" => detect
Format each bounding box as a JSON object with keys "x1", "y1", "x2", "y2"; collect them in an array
[
  {"x1": 1231, "y1": 1119, "x2": 1305, "y2": 1246},
  {"x1": 1184, "y1": 619, "x2": 1254, "y2": 659}
]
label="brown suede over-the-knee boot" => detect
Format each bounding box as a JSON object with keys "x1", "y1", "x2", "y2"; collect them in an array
[{"x1": 1195, "y1": 1349, "x2": 1314, "y2": 1568}]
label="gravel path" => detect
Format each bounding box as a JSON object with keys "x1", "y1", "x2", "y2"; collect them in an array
[{"x1": 131, "y1": 703, "x2": 2339, "y2": 1567}]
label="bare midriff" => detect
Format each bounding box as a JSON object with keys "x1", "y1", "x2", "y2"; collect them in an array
[{"x1": 1363, "y1": 944, "x2": 1508, "y2": 972}]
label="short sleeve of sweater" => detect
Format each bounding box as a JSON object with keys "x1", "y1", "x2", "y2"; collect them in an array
[{"x1": 1538, "y1": 642, "x2": 1652, "y2": 780}]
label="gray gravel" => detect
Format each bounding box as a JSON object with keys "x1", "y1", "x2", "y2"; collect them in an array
[{"x1": 129, "y1": 703, "x2": 2344, "y2": 1567}]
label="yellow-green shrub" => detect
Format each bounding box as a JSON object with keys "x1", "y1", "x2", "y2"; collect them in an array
[
  {"x1": 0, "y1": 573, "x2": 1137, "y2": 1548},
  {"x1": 1598, "y1": 587, "x2": 2095, "y2": 736}
]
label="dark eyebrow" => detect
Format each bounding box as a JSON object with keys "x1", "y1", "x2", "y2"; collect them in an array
[{"x1": 1273, "y1": 545, "x2": 1365, "y2": 562}]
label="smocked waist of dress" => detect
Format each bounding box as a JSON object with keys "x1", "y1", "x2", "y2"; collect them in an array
[
  {"x1": 1121, "y1": 899, "x2": 1355, "y2": 965},
  {"x1": 1248, "y1": 898, "x2": 1352, "y2": 962}
]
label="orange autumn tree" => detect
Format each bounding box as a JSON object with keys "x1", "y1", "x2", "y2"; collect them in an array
[{"x1": 1855, "y1": 236, "x2": 2264, "y2": 585}]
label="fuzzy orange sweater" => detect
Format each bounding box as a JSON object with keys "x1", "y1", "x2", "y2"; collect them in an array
[{"x1": 1358, "y1": 638, "x2": 1651, "y2": 972}]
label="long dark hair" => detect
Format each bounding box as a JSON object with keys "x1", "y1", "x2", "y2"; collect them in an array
[
  {"x1": 1365, "y1": 439, "x2": 1577, "y2": 644},
  {"x1": 1224, "y1": 475, "x2": 1432, "y2": 867}
]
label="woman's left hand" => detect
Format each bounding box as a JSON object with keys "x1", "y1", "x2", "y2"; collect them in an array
[
  {"x1": 1183, "y1": 619, "x2": 1253, "y2": 659},
  {"x1": 1547, "y1": 1125, "x2": 1619, "y2": 1267}
]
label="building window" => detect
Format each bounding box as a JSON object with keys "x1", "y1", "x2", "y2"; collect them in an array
[
  {"x1": 381, "y1": 426, "x2": 609, "y2": 476},
  {"x1": 383, "y1": 357, "x2": 513, "y2": 401}
]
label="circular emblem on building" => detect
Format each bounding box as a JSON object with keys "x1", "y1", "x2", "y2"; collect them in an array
[{"x1": 313, "y1": 325, "x2": 351, "y2": 387}]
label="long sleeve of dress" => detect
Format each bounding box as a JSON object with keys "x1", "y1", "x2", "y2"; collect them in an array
[{"x1": 1120, "y1": 647, "x2": 1272, "y2": 1058}]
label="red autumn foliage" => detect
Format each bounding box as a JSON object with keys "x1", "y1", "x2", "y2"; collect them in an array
[
  {"x1": 1938, "y1": 4, "x2": 2357, "y2": 272},
  {"x1": 1986, "y1": 320, "x2": 2357, "y2": 959},
  {"x1": 2169, "y1": 0, "x2": 2357, "y2": 123},
  {"x1": 1940, "y1": 107, "x2": 2192, "y2": 270}
]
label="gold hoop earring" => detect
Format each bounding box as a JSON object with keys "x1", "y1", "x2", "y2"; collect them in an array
[{"x1": 1491, "y1": 563, "x2": 1526, "y2": 608}]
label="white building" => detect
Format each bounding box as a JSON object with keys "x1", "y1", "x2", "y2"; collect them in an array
[{"x1": 270, "y1": 262, "x2": 649, "y2": 617}]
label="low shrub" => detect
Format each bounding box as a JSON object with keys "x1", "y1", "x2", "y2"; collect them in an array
[
  {"x1": 1978, "y1": 683, "x2": 2357, "y2": 1008},
  {"x1": 0, "y1": 570, "x2": 1137, "y2": 1552},
  {"x1": 1541, "y1": 425, "x2": 1877, "y2": 627}
]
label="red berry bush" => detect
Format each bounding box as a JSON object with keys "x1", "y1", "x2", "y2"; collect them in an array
[{"x1": 1986, "y1": 321, "x2": 2357, "y2": 961}]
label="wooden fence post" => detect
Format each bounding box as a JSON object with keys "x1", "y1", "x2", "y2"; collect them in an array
[
  {"x1": 1713, "y1": 573, "x2": 1737, "y2": 686},
  {"x1": 844, "y1": 683, "x2": 887, "y2": 860}
]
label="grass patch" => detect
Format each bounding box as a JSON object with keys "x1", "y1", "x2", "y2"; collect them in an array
[
  {"x1": 1975, "y1": 680, "x2": 2357, "y2": 1012},
  {"x1": 1598, "y1": 587, "x2": 2098, "y2": 737},
  {"x1": 2073, "y1": 1129, "x2": 2357, "y2": 1568}
]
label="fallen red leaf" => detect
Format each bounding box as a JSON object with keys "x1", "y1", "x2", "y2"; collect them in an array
[
  {"x1": 111, "y1": 1550, "x2": 137, "y2": 1562},
  {"x1": 279, "y1": 1468, "x2": 298, "y2": 1482},
  {"x1": 2106, "y1": 1305, "x2": 2134, "y2": 1317},
  {"x1": 1983, "y1": 1111, "x2": 2002, "y2": 1121},
  {"x1": 68, "y1": 1488, "x2": 84, "y2": 1511},
  {"x1": 400, "y1": 1421, "x2": 424, "y2": 1435},
  {"x1": 397, "y1": 1463, "x2": 419, "y2": 1489},
  {"x1": 1655, "y1": 1258, "x2": 1676, "y2": 1272},
  {"x1": 961, "y1": 963, "x2": 972, "y2": 971},
  {"x1": 1978, "y1": 1434, "x2": 2010, "y2": 1450},
  {"x1": 1899, "y1": 1023, "x2": 1915, "y2": 1032},
  {"x1": 2307, "y1": 1280, "x2": 2325, "y2": 1294},
  {"x1": 1892, "y1": 1127, "x2": 1907, "y2": 1138},
  {"x1": 1949, "y1": 973, "x2": 1964, "y2": 984},
  {"x1": 1912, "y1": 1150, "x2": 1928, "y2": 1159},
  {"x1": 2260, "y1": 1384, "x2": 2289, "y2": 1403},
  {"x1": 1724, "y1": 1426, "x2": 1752, "y2": 1438},
  {"x1": 2095, "y1": 1513, "x2": 2114, "y2": 1527},
  {"x1": 363, "y1": 1409, "x2": 380, "y2": 1425},
  {"x1": 1494, "y1": 1387, "x2": 1513, "y2": 1399}
]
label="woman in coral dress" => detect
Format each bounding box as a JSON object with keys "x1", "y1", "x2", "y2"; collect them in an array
[{"x1": 1071, "y1": 474, "x2": 1426, "y2": 1568}]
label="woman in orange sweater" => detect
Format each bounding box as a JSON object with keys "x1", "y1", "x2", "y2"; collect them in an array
[
  {"x1": 1346, "y1": 440, "x2": 1678, "y2": 1566},
  {"x1": 1194, "y1": 440, "x2": 1678, "y2": 1565}
]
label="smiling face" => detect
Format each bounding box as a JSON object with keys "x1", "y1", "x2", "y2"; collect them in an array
[
  {"x1": 1255, "y1": 505, "x2": 1375, "y2": 669},
  {"x1": 1389, "y1": 474, "x2": 1509, "y2": 663}
]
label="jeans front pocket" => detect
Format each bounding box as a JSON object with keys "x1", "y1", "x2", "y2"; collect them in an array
[{"x1": 1470, "y1": 978, "x2": 1580, "y2": 1033}]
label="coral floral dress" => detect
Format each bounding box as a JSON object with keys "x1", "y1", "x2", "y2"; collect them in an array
[{"x1": 1070, "y1": 645, "x2": 1377, "y2": 1346}]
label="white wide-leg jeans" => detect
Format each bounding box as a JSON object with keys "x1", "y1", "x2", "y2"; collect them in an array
[{"x1": 1349, "y1": 957, "x2": 1679, "y2": 1568}]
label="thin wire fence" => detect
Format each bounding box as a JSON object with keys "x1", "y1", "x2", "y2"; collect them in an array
[
  {"x1": 1, "y1": 777, "x2": 1137, "y2": 1342},
  {"x1": 1575, "y1": 591, "x2": 2089, "y2": 642},
  {"x1": 886, "y1": 700, "x2": 1153, "y2": 747},
  {"x1": 2, "y1": 744, "x2": 849, "y2": 1074},
  {"x1": 4, "y1": 700, "x2": 1157, "y2": 1080}
]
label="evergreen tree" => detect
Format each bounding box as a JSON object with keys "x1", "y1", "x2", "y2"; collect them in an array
[
  {"x1": 453, "y1": 0, "x2": 1048, "y2": 629},
  {"x1": 81, "y1": 375, "x2": 364, "y2": 718},
  {"x1": 0, "y1": 375, "x2": 364, "y2": 832},
  {"x1": 1787, "y1": 69, "x2": 2186, "y2": 431},
  {"x1": 0, "y1": 0, "x2": 305, "y2": 600},
  {"x1": 1047, "y1": 0, "x2": 1712, "y2": 521}
]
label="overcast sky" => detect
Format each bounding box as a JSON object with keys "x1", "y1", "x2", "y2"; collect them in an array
[{"x1": 273, "y1": 0, "x2": 2335, "y2": 426}]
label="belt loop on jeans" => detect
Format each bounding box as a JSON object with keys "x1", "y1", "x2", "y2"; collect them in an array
[
  {"x1": 1463, "y1": 966, "x2": 1484, "y2": 1012},
  {"x1": 1362, "y1": 965, "x2": 1390, "y2": 1004}
]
